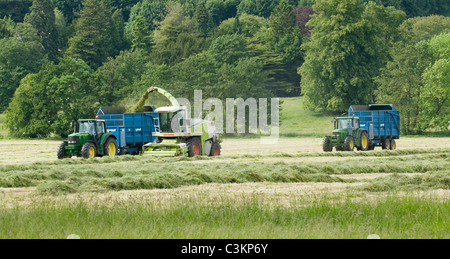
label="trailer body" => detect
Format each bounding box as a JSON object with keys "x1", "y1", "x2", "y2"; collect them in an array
[
  {"x1": 348, "y1": 104, "x2": 400, "y2": 148},
  {"x1": 97, "y1": 107, "x2": 159, "y2": 155}
]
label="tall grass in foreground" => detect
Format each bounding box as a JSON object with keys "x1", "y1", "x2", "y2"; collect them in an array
[{"x1": 0, "y1": 195, "x2": 448, "y2": 239}]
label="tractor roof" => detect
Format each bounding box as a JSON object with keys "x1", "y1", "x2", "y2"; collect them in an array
[{"x1": 79, "y1": 119, "x2": 105, "y2": 122}]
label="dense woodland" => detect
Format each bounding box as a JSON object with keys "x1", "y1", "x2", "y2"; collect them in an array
[{"x1": 0, "y1": 0, "x2": 448, "y2": 137}]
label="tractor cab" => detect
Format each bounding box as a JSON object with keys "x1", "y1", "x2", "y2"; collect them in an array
[
  {"x1": 333, "y1": 117, "x2": 360, "y2": 137},
  {"x1": 70, "y1": 120, "x2": 106, "y2": 144}
]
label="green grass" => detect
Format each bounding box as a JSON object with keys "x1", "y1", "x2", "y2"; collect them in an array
[
  {"x1": 279, "y1": 97, "x2": 335, "y2": 137},
  {"x1": 0, "y1": 195, "x2": 448, "y2": 239}
]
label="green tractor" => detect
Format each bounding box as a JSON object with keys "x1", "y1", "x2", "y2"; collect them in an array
[
  {"x1": 57, "y1": 119, "x2": 118, "y2": 159},
  {"x1": 323, "y1": 117, "x2": 369, "y2": 152}
]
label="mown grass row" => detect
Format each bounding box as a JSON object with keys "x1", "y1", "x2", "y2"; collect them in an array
[
  {"x1": 358, "y1": 171, "x2": 450, "y2": 192},
  {"x1": 0, "y1": 150, "x2": 448, "y2": 194},
  {"x1": 0, "y1": 195, "x2": 448, "y2": 239},
  {"x1": 0, "y1": 148, "x2": 448, "y2": 173}
]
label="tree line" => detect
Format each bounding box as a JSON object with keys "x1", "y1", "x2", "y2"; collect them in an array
[{"x1": 0, "y1": 0, "x2": 448, "y2": 137}]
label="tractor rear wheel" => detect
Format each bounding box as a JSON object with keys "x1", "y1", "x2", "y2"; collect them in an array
[
  {"x1": 81, "y1": 142, "x2": 97, "y2": 159},
  {"x1": 104, "y1": 138, "x2": 118, "y2": 157},
  {"x1": 344, "y1": 136, "x2": 355, "y2": 152},
  {"x1": 382, "y1": 138, "x2": 391, "y2": 150},
  {"x1": 359, "y1": 132, "x2": 369, "y2": 151},
  {"x1": 186, "y1": 137, "x2": 202, "y2": 157},
  {"x1": 323, "y1": 137, "x2": 333, "y2": 152},
  {"x1": 209, "y1": 142, "x2": 221, "y2": 156},
  {"x1": 57, "y1": 142, "x2": 71, "y2": 159}
]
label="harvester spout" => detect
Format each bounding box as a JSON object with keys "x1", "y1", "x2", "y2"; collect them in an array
[{"x1": 146, "y1": 87, "x2": 180, "y2": 107}]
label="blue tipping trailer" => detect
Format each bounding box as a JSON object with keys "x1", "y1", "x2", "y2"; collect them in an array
[
  {"x1": 348, "y1": 104, "x2": 400, "y2": 150},
  {"x1": 97, "y1": 107, "x2": 160, "y2": 155}
]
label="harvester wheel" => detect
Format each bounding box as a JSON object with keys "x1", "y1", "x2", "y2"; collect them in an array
[
  {"x1": 210, "y1": 142, "x2": 221, "y2": 156},
  {"x1": 104, "y1": 138, "x2": 118, "y2": 157},
  {"x1": 186, "y1": 137, "x2": 202, "y2": 157},
  {"x1": 57, "y1": 142, "x2": 71, "y2": 159},
  {"x1": 344, "y1": 136, "x2": 355, "y2": 152},
  {"x1": 81, "y1": 142, "x2": 97, "y2": 159},
  {"x1": 390, "y1": 139, "x2": 397, "y2": 150},
  {"x1": 382, "y1": 138, "x2": 391, "y2": 150},
  {"x1": 359, "y1": 132, "x2": 369, "y2": 151},
  {"x1": 322, "y1": 137, "x2": 333, "y2": 152}
]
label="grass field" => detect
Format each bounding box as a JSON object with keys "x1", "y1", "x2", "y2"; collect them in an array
[
  {"x1": 0, "y1": 98, "x2": 449, "y2": 239},
  {"x1": 0, "y1": 137, "x2": 449, "y2": 239}
]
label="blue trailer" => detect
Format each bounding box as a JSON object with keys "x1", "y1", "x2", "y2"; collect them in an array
[
  {"x1": 349, "y1": 104, "x2": 400, "y2": 150},
  {"x1": 97, "y1": 107, "x2": 160, "y2": 155},
  {"x1": 323, "y1": 104, "x2": 400, "y2": 152}
]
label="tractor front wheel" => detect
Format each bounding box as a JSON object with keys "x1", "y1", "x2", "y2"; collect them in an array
[
  {"x1": 323, "y1": 137, "x2": 333, "y2": 152},
  {"x1": 344, "y1": 136, "x2": 355, "y2": 152},
  {"x1": 57, "y1": 142, "x2": 71, "y2": 159},
  {"x1": 81, "y1": 142, "x2": 97, "y2": 159}
]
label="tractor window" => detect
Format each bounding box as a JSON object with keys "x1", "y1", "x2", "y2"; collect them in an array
[
  {"x1": 97, "y1": 122, "x2": 105, "y2": 134},
  {"x1": 78, "y1": 122, "x2": 95, "y2": 134},
  {"x1": 337, "y1": 119, "x2": 352, "y2": 129}
]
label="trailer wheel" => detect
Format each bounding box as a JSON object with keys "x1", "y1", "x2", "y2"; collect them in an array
[
  {"x1": 382, "y1": 138, "x2": 391, "y2": 150},
  {"x1": 359, "y1": 132, "x2": 369, "y2": 151},
  {"x1": 344, "y1": 136, "x2": 355, "y2": 152},
  {"x1": 82, "y1": 142, "x2": 97, "y2": 159},
  {"x1": 323, "y1": 137, "x2": 333, "y2": 152},
  {"x1": 57, "y1": 142, "x2": 71, "y2": 159},
  {"x1": 209, "y1": 142, "x2": 221, "y2": 156},
  {"x1": 390, "y1": 139, "x2": 397, "y2": 150},
  {"x1": 368, "y1": 141, "x2": 375, "y2": 151},
  {"x1": 186, "y1": 137, "x2": 202, "y2": 157}
]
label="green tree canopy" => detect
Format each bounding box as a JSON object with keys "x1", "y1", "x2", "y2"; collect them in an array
[
  {"x1": 299, "y1": 0, "x2": 405, "y2": 112},
  {"x1": 5, "y1": 57, "x2": 96, "y2": 138},
  {"x1": 0, "y1": 37, "x2": 45, "y2": 112},
  {"x1": 376, "y1": 16, "x2": 450, "y2": 134},
  {"x1": 66, "y1": 0, "x2": 118, "y2": 69},
  {"x1": 24, "y1": 0, "x2": 59, "y2": 61}
]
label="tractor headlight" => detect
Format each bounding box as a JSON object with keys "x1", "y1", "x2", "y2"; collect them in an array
[{"x1": 333, "y1": 132, "x2": 341, "y2": 138}]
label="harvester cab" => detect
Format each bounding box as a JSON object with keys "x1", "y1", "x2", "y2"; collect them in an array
[
  {"x1": 57, "y1": 119, "x2": 118, "y2": 159},
  {"x1": 141, "y1": 87, "x2": 222, "y2": 157}
]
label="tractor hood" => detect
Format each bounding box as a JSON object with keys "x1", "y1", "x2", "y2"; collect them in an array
[{"x1": 69, "y1": 133, "x2": 89, "y2": 138}]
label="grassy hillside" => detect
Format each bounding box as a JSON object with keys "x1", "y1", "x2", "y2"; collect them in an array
[
  {"x1": 0, "y1": 114, "x2": 7, "y2": 138},
  {"x1": 279, "y1": 97, "x2": 335, "y2": 137}
]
